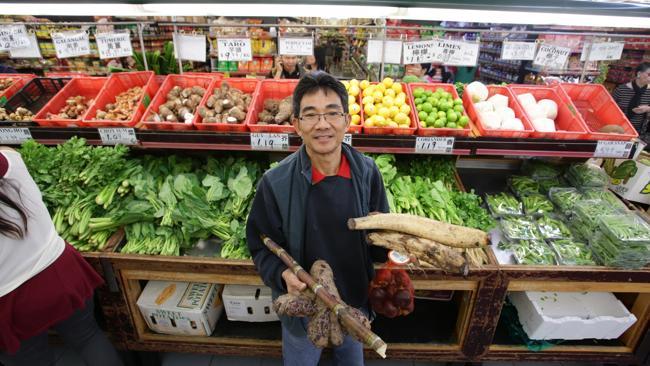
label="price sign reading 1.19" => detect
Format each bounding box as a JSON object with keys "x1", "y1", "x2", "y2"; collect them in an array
[
  {"x1": 250, "y1": 133, "x2": 290, "y2": 151},
  {"x1": 98, "y1": 128, "x2": 138, "y2": 145},
  {"x1": 414, "y1": 136, "x2": 455, "y2": 154}
]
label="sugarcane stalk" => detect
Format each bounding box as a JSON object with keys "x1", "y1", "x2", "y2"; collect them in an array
[{"x1": 261, "y1": 235, "x2": 387, "y2": 358}]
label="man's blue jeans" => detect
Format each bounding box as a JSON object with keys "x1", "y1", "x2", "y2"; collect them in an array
[{"x1": 281, "y1": 316, "x2": 364, "y2": 366}]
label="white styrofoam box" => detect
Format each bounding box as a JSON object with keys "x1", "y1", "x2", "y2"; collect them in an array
[
  {"x1": 509, "y1": 291, "x2": 637, "y2": 340},
  {"x1": 137, "y1": 281, "x2": 223, "y2": 336},
  {"x1": 222, "y1": 285, "x2": 279, "y2": 322}
]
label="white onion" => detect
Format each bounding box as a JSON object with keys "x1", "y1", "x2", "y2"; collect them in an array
[
  {"x1": 496, "y1": 106, "x2": 516, "y2": 120},
  {"x1": 480, "y1": 111, "x2": 502, "y2": 129},
  {"x1": 538, "y1": 99, "x2": 558, "y2": 120},
  {"x1": 488, "y1": 94, "x2": 509, "y2": 110},
  {"x1": 466, "y1": 81, "x2": 489, "y2": 102},
  {"x1": 525, "y1": 104, "x2": 546, "y2": 120},
  {"x1": 501, "y1": 118, "x2": 524, "y2": 131},
  {"x1": 474, "y1": 101, "x2": 494, "y2": 113},
  {"x1": 532, "y1": 117, "x2": 556, "y2": 132},
  {"x1": 517, "y1": 93, "x2": 537, "y2": 107}
]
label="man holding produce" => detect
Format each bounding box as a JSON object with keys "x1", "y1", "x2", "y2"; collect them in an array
[{"x1": 246, "y1": 71, "x2": 389, "y2": 365}]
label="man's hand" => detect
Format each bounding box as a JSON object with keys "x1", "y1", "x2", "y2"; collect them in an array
[
  {"x1": 282, "y1": 268, "x2": 307, "y2": 295},
  {"x1": 274, "y1": 57, "x2": 284, "y2": 79},
  {"x1": 633, "y1": 105, "x2": 650, "y2": 114}
]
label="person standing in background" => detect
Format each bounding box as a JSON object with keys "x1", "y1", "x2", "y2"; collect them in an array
[
  {"x1": 404, "y1": 63, "x2": 434, "y2": 82},
  {"x1": 271, "y1": 55, "x2": 306, "y2": 80},
  {"x1": 612, "y1": 62, "x2": 650, "y2": 137}
]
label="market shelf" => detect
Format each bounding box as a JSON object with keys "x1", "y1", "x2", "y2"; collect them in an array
[
  {"x1": 9, "y1": 127, "x2": 639, "y2": 158},
  {"x1": 479, "y1": 59, "x2": 522, "y2": 71},
  {"x1": 524, "y1": 66, "x2": 601, "y2": 76},
  {"x1": 479, "y1": 47, "x2": 502, "y2": 55}
]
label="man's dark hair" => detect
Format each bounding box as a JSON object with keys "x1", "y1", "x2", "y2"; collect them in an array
[
  {"x1": 292, "y1": 71, "x2": 348, "y2": 117},
  {"x1": 636, "y1": 62, "x2": 650, "y2": 74}
]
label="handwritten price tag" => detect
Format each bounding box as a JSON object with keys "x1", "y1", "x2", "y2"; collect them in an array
[
  {"x1": 96, "y1": 32, "x2": 133, "y2": 59},
  {"x1": 217, "y1": 38, "x2": 252, "y2": 62},
  {"x1": 9, "y1": 32, "x2": 41, "y2": 58},
  {"x1": 434, "y1": 39, "x2": 480, "y2": 66},
  {"x1": 533, "y1": 44, "x2": 571, "y2": 70},
  {"x1": 98, "y1": 128, "x2": 138, "y2": 145},
  {"x1": 51, "y1": 31, "x2": 91, "y2": 58},
  {"x1": 501, "y1": 41, "x2": 537, "y2": 60},
  {"x1": 593, "y1": 140, "x2": 634, "y2": 159},
  {"x1": 580, "y1": 42, "x2": 624, "y2": 61},
  {"x1": 343, "y1": 133, "x2": 352, "y2": 146},
  {"x1": 0, "y1": 128, "x2": 32, "y2": 144},
  {"x1": 403, "y1": 40, "x2": 437, "y2": 64},
  {"x1": 414, "y1": 136, "x2": 455, "y2": 154},
  {"x1": 250, "y1": 133, "x2": 289, "y2": 151},
  {"x1": 279, "y1": 37, "x2": 313, "y2": 56},
  {"x1": 0, "y1": 25, "x2": 30, "y2": 50}
]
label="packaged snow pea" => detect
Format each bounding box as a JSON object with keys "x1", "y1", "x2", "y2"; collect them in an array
[
  {"x1": 522, "y1": 194, "x2": 555, "y2": 216},
  {"x1": 501, "y1": 216, "x2": 543, "y2": 241},
  {"x1": 566, "y1": 163, "x2": 609, "y2": 188},
  {"x1": 512, "y1": 240, "x2": 557, "y2": 265},
  {"x1": 549, "y1": 239, "x2": 596, "y2": 266},
  {"x1": 548, "y1": 187, "x2": 582, "y2": 215},
  {"x1": 521, "y1": 159, "x2": 563, "y2": 179},
  {"x1": 537, "y1": 214, "x2": 573, "y2": 239},
  {"x1": 581, "y1": 188, "x2": 628, "y2": 212},
  {"x1": 509, "y1": 175, "x2": 540, "y2": 197},
  {"x1": 486, "y1": 192, "x2": 523, "y2": 217}
]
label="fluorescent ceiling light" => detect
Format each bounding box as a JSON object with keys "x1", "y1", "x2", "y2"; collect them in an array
[{"x1": 0, "y1": 3, "x2": 648, "y2": 29}]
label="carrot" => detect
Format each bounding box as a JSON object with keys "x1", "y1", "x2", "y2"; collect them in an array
[{"x1": 349, "y1": 213, "x2": 489, "y2": 248}]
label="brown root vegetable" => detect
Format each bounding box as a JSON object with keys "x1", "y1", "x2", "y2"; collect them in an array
[
  {"x1": 273, "y1": 293, "x2": 318, "y2": 317},
  {"x1": 274, "y1": 96, "x2": 293, "y2": 124},
  {"x1": 229, "y1": 107, "x2": 246, "y2": 122},
  {"x1": 264, "y1": 99, "x2": 280, "y2": 114},
  {"x1": 349, "y1": 213, "x2": 488, "y2": 248},
  {"x1": 598, "y1": 124, "x2": 625, "y2": 134},
  {"x1": 221, "y1": 99, "x2": 233, "y2": 110},
  {"x1": 307, "y1": 306, "x2": 330, "y2": 348}
]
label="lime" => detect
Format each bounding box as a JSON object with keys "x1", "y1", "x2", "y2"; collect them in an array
[
  {"x1": 430, "y1": 107, "x2": 438, "y2": 115},
  {"x1": 453, "y1": 104, "x2": 464, "y2": 113},
  {"x1": 416, "y1": 104, "x2": 423, "y2": 112},
  {"x1": 458, "y1": 115, "x2": 469, "y2": 127},
  {"x1": 422, "y1": 103, "x2": 433, "y2": 113},
  {"x1": 413, "y1": 88, "x2": 425, "y2": 98},
  {"x1": 453, "y1": 98, "x2": 463, "y2": 105},
  {"x1": 424, "y1": 90, "x2": 433, "y2": 97},
  {"x1": 446, "y1": 122, "x2": 457, "y2": 128},
  {"x1": 447, "y1": 112, "x2": 458, "y2": 122},
  {"x1": 418, "y1": 111, "x2": 428, "y2": 120},
  {"x1": 437, "y1": 111, "x2": 447, "y2": 119},
  {"x1": 426, "y1": 115, "x2": 437, "y2": 125},
  {"x1": 434, "y1": 119, "x2": 446, "y2": 128}
]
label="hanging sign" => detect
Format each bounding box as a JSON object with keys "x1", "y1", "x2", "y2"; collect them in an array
[
  {"x1": 403, "y1": 40, "x2": 437, "y2": 64},
  {"x1": 250, "y1": 133, "x2": 289, "y2": 151},
  {"x1": 0, "y1": 24, "x2": 30, "y2": 51},
  {"x1": 533, "y1": 44, "x2": 571, "y2": 70},
  {"x1": 501, "y1": 41, "x2": 537, "y2": 60},
  {"x1": 95, "y1": 32, "x2": 133, "y2": 59},
  {"x1": 0, "y1": 128, "x2": 32, "y2": 144},
  {"x1": 173, "y1": 33, "x2": 207, "y2": 62},
  {"x1": 98, "y1": 128, "x2": 138, "y2": 145},
  {"x1": 580, "y1": 42, "x2": 624, "y2": 61},
  {"x1": 404, "y1": 39, "x2": 479, "y2": 66},
  {"x1": 9, "y1": 33, "x2": 41, "y2": 58},
  {"x1": 217, "y1": 38, "x2": 252, "y2": 62},
  {"x1": 414, "y1": 136, "x2": 455, "y2": 154},
  {"x1": 51, "y1": 31, "x2": 91, "y2": 59},
  {"x1": 278, "y1": 37, "x2": 313, "y2": 56},
  {"x1": 367, "y1": 39, "x2": 403, "y2": 64}
]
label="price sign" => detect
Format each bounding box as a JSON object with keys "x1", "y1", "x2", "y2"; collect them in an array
[
  {"x1": 501, "y1": 41, "x2": 537, "y2": 60},
  {"x1": 0, "y1": 24, "x2": 30, "y2": 50},
  {"x1": 51, "y1": 31, "x2": 91, "y2": 59},
  {"x1": 250, "y1": 133, "x2": 289, "y2": 151},
  {"x1": 98, "y1": 128, "x2": 138, "y2": 145},
  {"x1": 173, "y1": 33, "x2": 207, "y2": 62},
  {"x1": 533, "y1": 44, "x2": 571, "y2": 70},
  {"x1": 432, "y1": 39, "x2": 480, "y2": 66},
  {"x1": 367, "y1": 39, "x2": 403, "y2": 64},
  {"x1": 403, "y1": 40, "x2": 437, "y2": 64},
  {"x1": 343, "y1": 133, "x2": 352, "y2": 146},
  {"x1": 9, "y1": 32, "x2": 41, "y2": 58},
  {"x1": 278, "y1": 37, "x2": 313, "y2": 56},
  {"x1": 414, "y1": 136, "x2": 455, "y2": 154},
  {"x1": 580, "y1": 42, "x2": 624, "y2": 61},
  {"x1": 95, "y1": 32, "x2": 133, "y2": 59},
  {"x1": 0, "y1": 128, "x2": 32, "y2": 144},
  {"x1": 217, "y1": 38, "x2": 252, "y2": 62},
  {"x1": 593, "y1": 140, "x2": 634, "y2": 159}
]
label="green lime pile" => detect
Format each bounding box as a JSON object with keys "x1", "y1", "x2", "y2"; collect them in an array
[{"x1": 413, "y1": 87, "x2": 469, "y2": 129}]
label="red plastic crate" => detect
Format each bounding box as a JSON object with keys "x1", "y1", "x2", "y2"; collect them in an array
[
  {"x1": 248, "y1": 79, "x2": 298, "y2": 134},
  {"x1": 2, "y1": 78, "x2": 70, "y2": 124},
  {"x1": 361, "y1": 82, "x2": 416, "y2": 136},
  {"x1": 82, "y1": 71, "x2": 158, "y2": 127},
  {"x1": 194, "y1": 78, "x2": 260, "y2": 132},
  {"x1": 44, "y1": 71, "x2": 88, "y2": 78},
  {"x1": 560, "y1": 83, "x2": 638, "y2": 141},
  {"x1": 184, "y1": 72, "x2": 225, "y2": 81},
  {"x1": 508, "y1": 85, "x2": 589, "y2": 140},
  {"x1": 0, "y1": 74, "x2": 35, "y2": 106},
  {"x1": 463, "y1": 85, "x2": 534, "y2": 138},
  {"x1": 140, "y1": 74, "x2": 214, "y2": 131},
  {"x1": 407, "y1": 83, "x2": 471, "y2": 137},
  {"x1": 33, "y1": 77, "x2": 107, "y2": 127}
]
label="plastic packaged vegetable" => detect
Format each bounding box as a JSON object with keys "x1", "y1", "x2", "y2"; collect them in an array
[
  {"x1": 566, "y1": 163, "x2": 609, "y2": 188},
  {"x1": 548, "y1": 187, "x2": 582, "y2": 215},
  {"x1": 521, "y1": 159, "x2": 563, "y2": 179},
  {"x1": 549, "y1": 239, "x2": 596, "y2": 266},
  {"x1": 501, "y1": 216, "x2": 543, "y2": 240},
  {"x1": 537, "y1": 176, "x2": 564, "y2": 194},
  {"x1": 571, "y1": 199, "x2": 625, "y2": 241},
  {"x1": 590, "y1": 230, "x2": 649, "y2": 269},
  {"x1": 537, "y1": 214, "x2": 573, "y2": 239},
  {"x1": 486, "y1": 193, "x2": 523, "y2": 217},
  {"x1": 509, "y1": 176, "x2": 540, "y2": 196},
  {"x1": 522, "y1": 194, "x2": 554, "y2": 216},
  {"x1": 512, "y1": 240, "x2": 557, "y2": 265},
  {"x1": 599, "y1": 213, "x2": 650, "y2": 243},
  {"x1": 581, "y1": 188, "x2": 627, "y2": 212}
]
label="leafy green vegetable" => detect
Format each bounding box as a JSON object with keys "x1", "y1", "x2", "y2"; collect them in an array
[
  {"x1": 537, "y1": 215, "x2": 573, "y2": 239},
  {"x1": 451, "y1": 190, "x2": 496, "y2": 232},
  {"x1": 501, "y1": 217, "x2": 543, "y2": 241},
  {"x1": 486, "y1": 192, "x2": 522, "y2": 217},
  {"x1": 509, "y1": 176, "x2": 540, "y2": 196},
  {"x1": 522, "y1": 194, "x2": 554, "y2": 216},
  {"x1": 549, "y1": 239, "x2": 596, "y2": 266}
]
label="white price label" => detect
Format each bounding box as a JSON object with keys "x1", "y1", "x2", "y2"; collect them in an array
[
  {"x1": 250, "y1": 133, "x2": 289, "y2": 151},
  {"x1": 501, "y1": 41, "x2": 537, "y2": 60},
  {"x1": 533, "y1": 44, "x2": 571, "y2": 70},
  {"x1": 580, "y1": 42, "x2": 624, "y2": 62},
  {"x1": 405, "y1": 39, "x2": 479, "y2": 66},
  {"x1": 9, "y1": 32, "x2": 41, "y2": 59},
  {"x1": 593, "y1": 140, "x2": 634, "y2": 159},
  {"x1": 367, "y1": 39, "x2": 402, "y2": 64},
  {"x1": 173, "y1": 33, "x2": 207, "y2": 62},
  {"x1": 217, "y1": 38, "x2": 252, "y2": 62},
  {"x1": 98, "y1": 128, "x2": 138, "y2": 145},
  {"x1": 96, "y1": 32, "x2": 133, "y2": 59},
  {"x1": 0, "y1": 128, "x2": 32, "y2": 144},
  {"x1": 343, "y1": 133, "x2": 352, "y2": 146},
  {"x1": 415, "y1": 136, "x2": 455, "y2": 154},
  {"x1": 278, "y1": 37, "x2": 313, "y2": 56},
  {"x1": 403, "y1": 40, "x2": 437, "y2": 64},
  {"x1": 0, "y1": 25, "x2": 30, "y2": 50},
  {"x1": 51, "y1": 31, "x2": 91, "y2": 59}
]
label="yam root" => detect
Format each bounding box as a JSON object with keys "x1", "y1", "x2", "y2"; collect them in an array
[
  {"x1": 197, "y1": 83, "x2": 251, "y2": 124},
  {"x1": 273, "y1": 293, "x2": 317, "y2": 317},
  {"x1": 349, "y1": 213, "x2": 489, "y2": 248}
]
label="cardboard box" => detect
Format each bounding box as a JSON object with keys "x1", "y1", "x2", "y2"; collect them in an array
[
  {"x1": 222, "y1": 285, "x2": 279, "y2": 322},
  {"x1": 137, "y1": 281, "x2": 223, "y2": 336},
  {"x1": 605, "y1": 153, "x2": 650, "y2": 204}
]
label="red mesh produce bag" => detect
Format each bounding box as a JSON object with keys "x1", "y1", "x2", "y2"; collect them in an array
[{"x1": 368, "y1": 251, "x2": 415, "y2": 318}]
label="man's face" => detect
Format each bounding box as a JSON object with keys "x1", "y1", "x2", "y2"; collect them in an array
[
  {"x1": 405, "y1": 64, "x2": 424, "y2": 77},
  {"x1": 638, "y1": 69, "x2": 650, "y2": 85},
  {"x1": 282, "y1": 56, "x2": 298, "y2": 71},
  {"x1": 292, "y1": 88, "x2": 350, "y2": 156}
]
